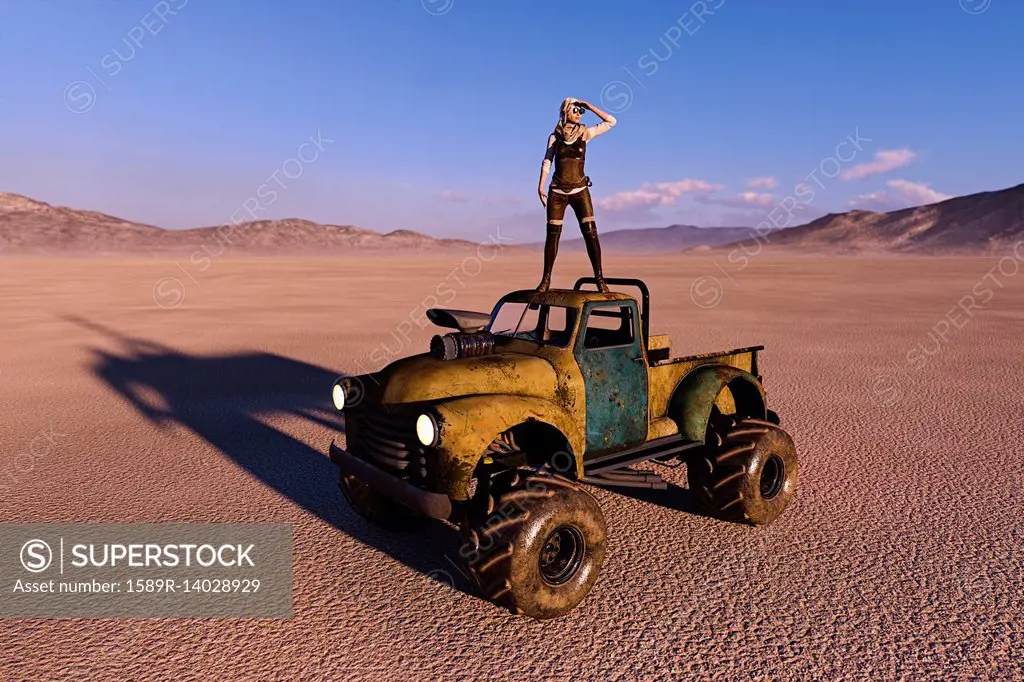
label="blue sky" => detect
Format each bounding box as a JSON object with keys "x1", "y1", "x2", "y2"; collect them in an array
[{"x1": 1, "y1": 0, "x2": 1021, "y2": 240}]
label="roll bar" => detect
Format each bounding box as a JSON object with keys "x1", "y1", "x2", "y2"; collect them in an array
[{"x1": 573, "y1": 277, "x2": 651, "y2": 349}]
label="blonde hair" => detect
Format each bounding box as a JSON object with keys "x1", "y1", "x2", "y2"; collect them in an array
[{"x1": 554, "y1": 97, "x2": 586, "y2": 144}]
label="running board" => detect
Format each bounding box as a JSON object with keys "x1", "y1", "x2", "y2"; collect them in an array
[
  {"x1": 581, "y1": 468, "x2": 668, "y2": 490},
  {"x1": 583, "y1": 434, "x2": 703, "y2": 476}
]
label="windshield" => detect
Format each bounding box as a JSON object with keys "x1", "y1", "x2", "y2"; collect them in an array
[{"x1": 488, "y1": 302, "x2": 577, "y2": 347}]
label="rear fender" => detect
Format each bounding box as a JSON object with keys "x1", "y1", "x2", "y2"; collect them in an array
[{"x1": 669, "y1": 364, "x2": 767, "y2": 442}]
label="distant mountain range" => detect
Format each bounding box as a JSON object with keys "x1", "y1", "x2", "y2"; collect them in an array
[
  {"x1": 717, "y1": 182, "x2": 1023, "y2": 254},
  {"x1": 0, "y1": 193, "x2": 481, "y2": 255},
  {"x1": 536, "y1": 224, "x2": 766, "y2": 253},
  {"x1": 1, "y1": 182, "x2": 1021, "y2": 255}
]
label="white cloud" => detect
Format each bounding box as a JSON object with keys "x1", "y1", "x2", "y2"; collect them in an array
[
  {"x1": 746, "y1": 176, "x2": 778, "y2": 190},
  {"x1": 596, "y1": 179, "x2": 725, "y2": 211},
  {"x1": 436, "y1": 189, "x2": 470, "y2": 203},
  {"x1": 847, "y1": 180, "x2": 951, "y2": 209},
  {"x1": 733, "y1": 191, "x2": 776, "y2": 207},
  {"x1": 840, "y1": 149, "x2": 917, "y2": 180},
  {"x1": 847, "y1": 190, "x2": 891, "y2": 209},
  {"x1": 695, "y1": 191, "x2": 776, "y2": 209},
  {"x1": 886, "y1": 179, "x2": 952, "y2": 205}
]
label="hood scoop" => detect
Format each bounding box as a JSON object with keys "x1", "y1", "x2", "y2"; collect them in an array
[
  {"x1": 426, "y1": 308, "x2": 496, "y2": 361},
  {"x1": 426, "y1": 308, "x2": 491, "y2": 333}
]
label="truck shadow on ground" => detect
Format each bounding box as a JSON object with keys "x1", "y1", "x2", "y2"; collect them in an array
[{"x1": 64, "y1": 315, "x2": 482, "y2": 601}]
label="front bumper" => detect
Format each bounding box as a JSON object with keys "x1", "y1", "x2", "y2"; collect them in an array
[{"x1": 329, "y1": 440, "x2": 453, "y2": 520}]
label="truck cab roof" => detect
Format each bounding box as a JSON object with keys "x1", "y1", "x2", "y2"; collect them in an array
[{"x1": 499, "y1": 288, "x2": 635, "y2": 309}]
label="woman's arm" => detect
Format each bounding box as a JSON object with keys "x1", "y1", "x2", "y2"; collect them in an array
[
  {"x1": 580, "y1": 101, "x2": 617, "y2": 141},
  {"x1": 538, "y1": 134, "x2": 556, "y2": 207}
]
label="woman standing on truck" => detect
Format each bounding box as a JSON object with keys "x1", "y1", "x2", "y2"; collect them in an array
[{"x1": 537, "y1": 97, "x2": 617, "y2": 293}]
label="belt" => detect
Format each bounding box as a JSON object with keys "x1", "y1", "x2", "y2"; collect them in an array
[{"x1": 552, "y1": 176, "x2": 592, "y2": 191}]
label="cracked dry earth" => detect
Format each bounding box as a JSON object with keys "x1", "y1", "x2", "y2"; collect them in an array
[{"x1": 0, "y1": 254, "x2": 1020, "y2": 680}]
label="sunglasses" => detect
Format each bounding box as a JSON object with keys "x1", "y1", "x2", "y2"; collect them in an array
[{"x1": 570, "y1": 105, "x2": 585, "y2": 116}]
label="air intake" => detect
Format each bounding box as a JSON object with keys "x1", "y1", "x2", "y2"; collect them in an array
[{"x1": 430, "y1": 331, "x2": 495, "y2": 361}]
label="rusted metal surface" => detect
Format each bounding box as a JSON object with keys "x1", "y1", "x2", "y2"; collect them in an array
[
  {"x1": 337, "y1": 282, "x2": 770, "y2": 503},
  {"x1": 647, "y1": 416, "x2": 679, "y2": 440},
  {"x1": 573, "y1": 300, "x2": 648, "y2": 456},
  {"x1": 433, "y1": 394, "x2": 584, "y2": 499},
  {"x1": 662, "y1": 345, "x2": 765, "y2": 365},
  {"x1": 647, "y1": 348, "x2": 761, "y2": 424},
  {"x1": 329, "y1": 441, "x2": 452, "y2": 520},
  {"x1": 378, "y1": 351, "x2": 558, "y2": 404},
  {"x1": 666, "y1": 364, "x2": 767, "y2": 443},
  {"x1": 648, "y1": 334, "x2": 671, "y2": 351},
  {"x1": 498, "y1": 288, "x2": 631, "y2": 309}
]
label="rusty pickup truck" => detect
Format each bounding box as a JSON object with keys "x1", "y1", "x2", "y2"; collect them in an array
[{"x1": 328, "y1": 277, "x2": 797, "y2": 619}]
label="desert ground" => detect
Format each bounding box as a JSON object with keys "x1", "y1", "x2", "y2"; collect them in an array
[{"x1": 0, "y1": 252, "x2": 1021, "y2": 680}]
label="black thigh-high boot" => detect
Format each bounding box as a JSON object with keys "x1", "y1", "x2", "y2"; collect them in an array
[
  {"x1": 581, "y1": 221, "x2": 608, "y2": 292},
  {"x1": 537, "y1": 222, "x2": 561, "y2": 291}
]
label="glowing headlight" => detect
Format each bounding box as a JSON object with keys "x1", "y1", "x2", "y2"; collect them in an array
[
  {"x1": 416, "y1": 413, "x2": 438, "y2": 447},
  {"x1": 332, "y1": 383, "x2": 346, "y2": 411}
]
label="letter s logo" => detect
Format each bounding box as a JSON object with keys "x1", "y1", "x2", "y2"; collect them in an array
[{"x1": 21, "y1": 539, "x2": 53, "y2": 572}]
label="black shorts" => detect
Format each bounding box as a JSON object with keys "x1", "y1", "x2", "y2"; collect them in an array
[{"x1": 546, "y1": 188, "x2": 595, "y2": 227}]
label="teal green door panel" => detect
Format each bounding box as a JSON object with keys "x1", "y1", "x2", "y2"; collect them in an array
[{"x1": 574, "y1": 301, "x2": 648, "y2": 457}]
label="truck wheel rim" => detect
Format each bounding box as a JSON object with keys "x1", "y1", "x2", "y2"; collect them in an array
[
  {"x1": 760, "y1": 455, "x2": 785, "y2": 500},
  {"x1": 539, "y1": 525, "x2": 585, "y2": 586}
]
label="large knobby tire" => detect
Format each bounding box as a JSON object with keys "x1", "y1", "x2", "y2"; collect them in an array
[
  {"x1": 339, "y1": 473, "x2": 428, "y2": 531},
  {"x1": 461, "y1": 469, "x2": 607, "y2": 620},
  {"x1": 689, "y1": 414, "x2": 797, "y2": 525}
]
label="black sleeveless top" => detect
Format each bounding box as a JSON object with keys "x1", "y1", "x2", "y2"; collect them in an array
[{"x1": 551, "y1": 130, "x2": 589, "y2": 191}]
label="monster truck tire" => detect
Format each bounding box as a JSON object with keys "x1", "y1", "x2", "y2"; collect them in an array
[
  {"x1": 462, "y1": 469, "x2": 607, "y2": 620},
  {"x1": 689, "y1": 415, "x2": 797, "y2": 525},
  {"x1": 339, "y1": 473, "x2": 428, "y2": 531}
]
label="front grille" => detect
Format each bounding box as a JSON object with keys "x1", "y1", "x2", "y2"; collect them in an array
[{"x1": 345, "y1": 407, "x2": 429, "y2": 484}]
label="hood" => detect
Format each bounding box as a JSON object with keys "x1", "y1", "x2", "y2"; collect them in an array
[{"x1": 376, "y1": 351, "x2": 558, "y2": 405}]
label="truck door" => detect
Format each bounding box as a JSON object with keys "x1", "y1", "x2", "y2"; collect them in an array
[{"x1": 573, "y1": 300, "x2": 649, "y2": 456}]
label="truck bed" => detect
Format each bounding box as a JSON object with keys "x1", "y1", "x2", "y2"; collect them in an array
[
  {"x1": 646, "y1": 343, "x2": 764, "y2": 428},
  {"x1": 653, "y1": 344, "x2": 764, "y2": 367}
]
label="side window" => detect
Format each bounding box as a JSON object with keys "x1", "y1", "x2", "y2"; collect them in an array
[
  {"x1": 582, "y1": 305, "x2": 635, "y2": 349},
  {"x1": 542, "y1": 306, "x2": 576, "y2": 347}
]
